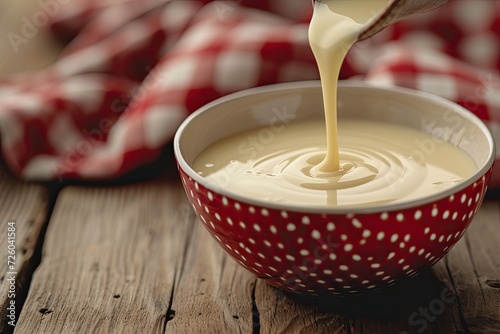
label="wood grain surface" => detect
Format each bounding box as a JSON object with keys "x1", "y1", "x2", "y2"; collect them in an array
[
  {"x1": 15, "y1": 181, "x2": 189, "y2": 333},
  {"x1": 433, "y1": 201, "x2": 500, "y2": 333},
  {"x1": 0, "y1": 165, "x2": 49, "y2": 333}
]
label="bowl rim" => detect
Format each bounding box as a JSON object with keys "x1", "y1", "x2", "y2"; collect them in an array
[{"x1": 174, "y1": 81, "x2": 496, "y2": 214}]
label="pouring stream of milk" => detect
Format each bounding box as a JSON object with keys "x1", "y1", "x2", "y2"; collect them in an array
[
  {"x1": 192, "y1": 0, "x2": 477, "y2": 208},
  {"x1": 308, "y1": 0, "x2": 390, "y2": 172}
]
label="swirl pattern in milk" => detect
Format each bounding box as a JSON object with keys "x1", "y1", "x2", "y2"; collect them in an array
[{"x1": 193, "y1": 120, "x2": 476, "y2": 207}]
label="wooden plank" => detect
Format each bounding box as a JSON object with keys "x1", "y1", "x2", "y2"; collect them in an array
[
  {"x1": 0, "y1": 164, "x2": 49, "y2": 333},
  {"x1": 254, "y1": 266, "x2": 450, "y2": 333},
  {"x1": 255, "y1": 280, "x2": 348, "y2": 333},
  {"x1": 432, "y1": 200, "x2": 500, "y2": 333},
  {"x1": 352, "y1": 268, "x2": 460, "y2": 334},
  {"x1": 14, "y1": 180, "x2": 193, "y2": 333},
  {"x1": 166, "y1": 212, "x2": 256, "y2": 333},
  {"x1": 16, "y1": 177, "x2": 258, "y2": 333}
]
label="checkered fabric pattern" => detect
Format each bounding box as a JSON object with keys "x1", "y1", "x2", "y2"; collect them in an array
[{"x1": 1, "y1": 0, "x2": 499, "y2": 187}]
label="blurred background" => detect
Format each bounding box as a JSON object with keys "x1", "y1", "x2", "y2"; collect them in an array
[{"x1": 0, "y1": 0, "x2": 499, "y2": 184}]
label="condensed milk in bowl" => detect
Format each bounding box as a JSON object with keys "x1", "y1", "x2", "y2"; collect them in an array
[{"x1": 173, "y1": 0, "x2": 495, "y2": 296}]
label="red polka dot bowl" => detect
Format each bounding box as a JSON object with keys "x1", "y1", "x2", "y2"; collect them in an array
[{"x1": 174, "y1": 81, "x2": 495, "y2": 296}]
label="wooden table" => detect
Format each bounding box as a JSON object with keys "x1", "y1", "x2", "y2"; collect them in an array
[{"x1": 1, "y1": 2, "x2": 500, "y2": 333}]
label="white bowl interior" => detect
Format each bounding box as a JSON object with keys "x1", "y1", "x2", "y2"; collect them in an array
[{"x1": 175, "y1": 81, "x2": 495, "y2": 211}]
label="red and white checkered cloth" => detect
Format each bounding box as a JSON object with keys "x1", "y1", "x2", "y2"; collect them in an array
[{"x1": 1, "y1": 0, "x2": 499, "y2": 187}]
